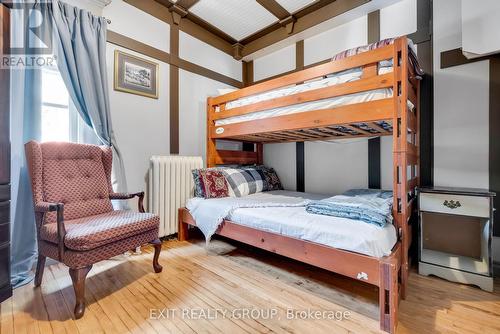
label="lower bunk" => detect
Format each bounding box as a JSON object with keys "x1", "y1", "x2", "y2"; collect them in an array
[{"x1": 178, "y1": 191, "x2": 403, "y2": 333}]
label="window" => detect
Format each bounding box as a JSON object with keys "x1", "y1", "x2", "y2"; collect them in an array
[
  {"x1": 41, "y1": 66, "x2": 97, "y2": 144},
  {"x1": 41, "y1": 66, "x2": 71, "y2": 142}
]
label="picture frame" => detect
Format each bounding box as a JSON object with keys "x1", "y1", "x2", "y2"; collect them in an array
[{"x1": 114, "y1": 50, "x2": 159, "y2": 99}]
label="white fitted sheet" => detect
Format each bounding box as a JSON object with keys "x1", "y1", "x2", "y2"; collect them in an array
[
  {"x1": 225, "y1": 191, "x2": 397, "y2": 258},
  {"x1": 215, "y1": 67, "x2": 394, "y2": 126}
]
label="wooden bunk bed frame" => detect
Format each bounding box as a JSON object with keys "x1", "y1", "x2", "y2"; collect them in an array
[{"x1": 178, "y1": 36, "x2": 420, "y2": 334}]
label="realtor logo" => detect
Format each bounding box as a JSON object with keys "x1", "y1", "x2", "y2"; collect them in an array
[{"x1": 2, "y1": 1, "x2": 55, "y2": 68}]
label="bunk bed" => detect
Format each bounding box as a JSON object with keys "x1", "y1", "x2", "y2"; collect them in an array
[{"x1": 178, "y1": 36, "x2": 421, "y2": 334}]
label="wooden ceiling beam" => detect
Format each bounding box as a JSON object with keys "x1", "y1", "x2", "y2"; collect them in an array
[
  {"x1": 176, "y1": 0, "x2": 200, "y2": 9},
  {"x1": 256, "y1": 0, "x2": 290, "y2": 20},
  {"x1": 241, "y1": 0, "x2": 371, "y2": 57}
]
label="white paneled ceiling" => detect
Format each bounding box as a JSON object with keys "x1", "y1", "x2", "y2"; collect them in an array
[
  {"x1": 190, "y1": 0, "x2": 278, "y2": 40},
  {"x1": 275, "y1": 0, "x2": 316, "y2": 13}
]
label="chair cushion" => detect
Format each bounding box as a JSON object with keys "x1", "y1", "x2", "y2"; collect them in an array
[
  {"x1": 40, "y1": 143, "x2": 114, "y2": 224},
  {"x1": 40, "y1": 210, "x2": 159, "y2": 251}
]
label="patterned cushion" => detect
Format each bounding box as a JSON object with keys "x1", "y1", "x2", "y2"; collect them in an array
[
  {"x1": 198, "y1": 169, "x2": 230, "y2": 199},
  {"x1": 40, "y1": 210, "x2": 159, "y2": 251},
  {"x1": 25, "y1": 141, "x2": 115, "y2": 224},
  {"x1": 222, "y1": 168, "x2": 264, "y2": 197},
  {"x1": 256, "y1": 166, "x2": 283, "y2": 191},
  {"x1": 38, "y1": 228, "x2": 159, "y2": 268},
  {"x1": 192, "y1": 170, "x2": 205, "y2": 198}
]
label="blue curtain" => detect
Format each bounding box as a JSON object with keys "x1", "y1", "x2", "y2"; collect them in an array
[
  {"x1": 10, "y1": 6, "x2": 43, "y2": 288},
  {"x1": 10, "y1": 0, "x2": 129, "y2": 287},
  {"x1": 50, "y1": 1, "x2": 129, "y2": 200}
]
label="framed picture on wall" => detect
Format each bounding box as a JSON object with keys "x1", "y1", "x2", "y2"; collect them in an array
[{"x1": 114, "y1": 50, "x2": 159, "y2": 99}]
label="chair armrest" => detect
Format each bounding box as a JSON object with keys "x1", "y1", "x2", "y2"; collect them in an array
[
  {"x1": 110, "y1": 192, "x2": 145, "y2": 212},
  {"x1": 34, "y1": 201, "x2": 60, "y2": 213},
  {"x1": 35, "y1": 202, "x2": 66, "y2": 261}
]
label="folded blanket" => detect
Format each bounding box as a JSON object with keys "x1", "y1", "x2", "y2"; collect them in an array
[
  {"x1": 306, "y1": 190, "x2": 393, "y2": 227},
  {"x1": 186, "y1": 191, "x2": 312, "y2": 243}
]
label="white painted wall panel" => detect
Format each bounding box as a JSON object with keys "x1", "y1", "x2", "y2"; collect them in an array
[
  {"x1": 179, "y1": 31, "x2": 242, "y2": 81},
  {"x1": 264, "y1": 143, "x2": 296, "y2": 191},
  {"x1": 305, "y1": 140, "x2": 368, "y2": 195},
  {"x1": 304, "y1": 16, "x2": 367, "y2": 66},
  {"x1": 253, "y1": 44, "x2": 296, "y2": 82},
  {"x1": 380, "y1": 0, "x2": 417, "y2": 39},
  {"x1": 433, "y1": 0, "x2": 489, "y2": 190},
  {"x1": 106, "y1": 44, "x2": 170, "y2": 194},
  {"x1": 179, "y1": 70, "x2": 240, "y2": 164},
  {"x1": 103, "y1": 0, "x2": 170, "y2": 52}
]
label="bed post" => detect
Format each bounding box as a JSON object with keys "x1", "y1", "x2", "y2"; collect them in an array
[
  {"x1": 379, "y1": 253, "x2": 399, "y2": 334},
  {"x1": 392, "y1": 36, "x2": 414, "y2": 299},
  {"x1": 256, "y1": 142, "x2": 264, "y2": 164},
  {"x1": 207, "y1": 97, "x2": 217, "y2": 168}
]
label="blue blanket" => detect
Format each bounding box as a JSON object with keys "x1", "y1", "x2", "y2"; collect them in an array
[{"x1": 306, "y1": 189, "x2": 393, "y2": 227}]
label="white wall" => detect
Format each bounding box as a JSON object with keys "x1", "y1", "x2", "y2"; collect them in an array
[
  {"x1": 254, "y1": 44, "x2": 296, "y2": 82},
  {"x1": 264, "y1": 143, "x2": 296, "y2": 190},
  {"x1": 179, "y1": 31, "x2": 241, "y2": 81},
  {"x1": 105, "y1": 44, "x2": 170, "y2": 194},
  {"x1": 179, "y1": 69, "x2": 239, "y2": 162},
  {"x1": 433, "y1": 0, "x2": 489, "y2": 189},
  {"x1": 304, "y1": 16, "x2": 367, "y2": 66},
  {"x1": 305, "y1": 140, "x2": 368, "y2": 195},
  {"x1": 432, "y1": 0, "x2": 497, "y2": 263},
  {"x1": 105, "y1": 0, "x2": 170, "y2": 53}
]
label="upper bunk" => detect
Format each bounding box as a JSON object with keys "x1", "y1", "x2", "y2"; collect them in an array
[{"x1": 207, "y1": 36, "x2": 423, "y2": 144}]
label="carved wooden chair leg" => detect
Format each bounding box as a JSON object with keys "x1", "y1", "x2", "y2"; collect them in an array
[
  {"x1": 69, "y1": 265, "x2": 92, "y2": 319},
  {"x1": 150, "y1": 239, "x2": 163, "y2": 273},
  {"x1": 34, "y1": 254, "x2": 46, "y2": 287}
]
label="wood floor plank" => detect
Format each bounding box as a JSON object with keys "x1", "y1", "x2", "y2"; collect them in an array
[{"x1": 2, "y1": 239, "x2": 500, "y2": 334}]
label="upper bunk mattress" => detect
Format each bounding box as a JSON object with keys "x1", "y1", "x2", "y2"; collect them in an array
[
  {"x1": 224, "y1": 191, "x2": 397, "y2": 258},
  {"x1": 216, "y1": 67, "x2": 394, "y2": 126}
]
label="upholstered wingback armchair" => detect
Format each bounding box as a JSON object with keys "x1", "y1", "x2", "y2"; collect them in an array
[{"x1": 25, "y1": 141, "x2": 162, "y2": 319}]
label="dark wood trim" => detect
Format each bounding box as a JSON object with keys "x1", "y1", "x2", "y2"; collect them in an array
[
  {"x1": 176, "y1": 0, "x2": 199, "y2": 9},
  {"x1": 107, "y1": 30, "x2": 243, "y2": 88},
  {"x1": 368, "y1": 137, "x2": 381, "y2": 189},
  {"x1": 408, "y1": 0, "x2": 432, "y2": 44},
  {"x1": 368, "y1": 10, "x2": 380, "y2": 44},
  {"x1": 296, "y1": 142, "x2": 305, "y2": 192},
  {"x1": 241, "y1": 0, "x2": 369, "y2": 57},
  {"x1": 368, "y1": 10, "x2": 381, "y2": 189},
  {"x1": 107, "y1": 31, "x2": 171, "y2": 63},
  {"x1": 418, "y1": 39, "x2": 433, "y2": 187},
  {"x1": 440, "y1": 48, "x2": 491, "y2": 69},
  {"x1": 296, "y1": 40, "x2": 304, "y2": 70},
  {"x1": 295, "y1": 40, "x2": 305, "y2": 192},
  {"x1": 172, "y1": 56, "x2": 243, "y2": 88},
  {"x1": 256, "y1": 0, "x2": 290, "y2": 20},
  {"x1": 490, "y1": 57, "x2": 500, "y2": 236},
  {"x1": 242, "y1": 61, "x2": 254, "y2": 87},
  {"x1": 170, "y1": 25, "x2": 180, "y2": 154}
]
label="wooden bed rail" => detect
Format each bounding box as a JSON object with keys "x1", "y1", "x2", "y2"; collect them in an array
[{"x1": 211, "y1": 44, "x2": 395, "y2": 106}]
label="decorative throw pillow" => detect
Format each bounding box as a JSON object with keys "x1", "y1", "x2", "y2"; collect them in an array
[
  {"x1": 198, "y1": 169, "x2": 229, "y2": 199},
  {"x1": 259, "y1": 166, "x2": 283, "y2": 191},
  {"x1": 192, "y1": 170, "x2": 205, "y2": 198},
  {"x1": 223, "y1": 168, "x2": 263, "y2": 197}
]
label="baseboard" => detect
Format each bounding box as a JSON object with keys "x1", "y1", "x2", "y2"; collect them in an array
[{"x1": 0, "y1": 283, "x2": 12, "y2": 303}]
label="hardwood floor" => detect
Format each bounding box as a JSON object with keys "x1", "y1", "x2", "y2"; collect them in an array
[{"x1": 1, "y1": 237, "x2": 499, "y2": 334}]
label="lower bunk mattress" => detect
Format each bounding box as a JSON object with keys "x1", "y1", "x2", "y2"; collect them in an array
[{"x1": 193, "y1": 190, "x2": 397, "y2": 258}]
